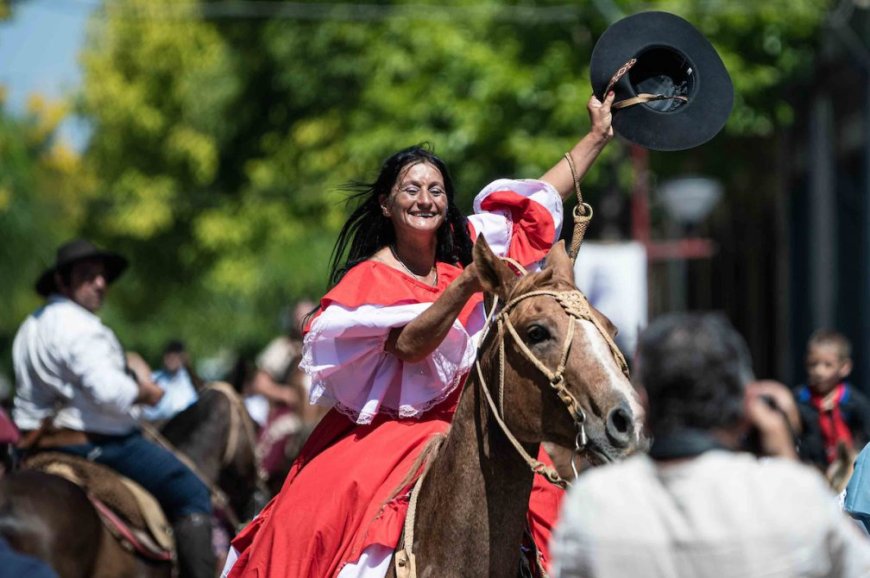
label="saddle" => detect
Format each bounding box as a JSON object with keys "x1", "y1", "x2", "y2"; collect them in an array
[{"x1": 24, "y1": 451, "x2": 174, "y2": 562}]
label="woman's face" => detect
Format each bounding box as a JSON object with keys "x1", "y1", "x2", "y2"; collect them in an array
[{"x1": 381, "y1": 161, "x2": 448, "y2": 242}]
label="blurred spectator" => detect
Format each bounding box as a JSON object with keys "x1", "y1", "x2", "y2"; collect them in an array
[
  {"x1": 551, "y1": 312, "x2": 870, "y2": 578},
  {"x1": 249, "y1": 302, "x2": 315, "y2": 413},
  {"x1": 141, "y1": 339, "x2": 199, "y2": 423},
  {"x1": 248, "y1": 300, "x2": 325, "y2": 494},
  {"x1": 231, "y1": 357, "x2": 269, "y2": 429},
  {"x1": 794, "y1": 330, "x2": 870, "y2": 470}
]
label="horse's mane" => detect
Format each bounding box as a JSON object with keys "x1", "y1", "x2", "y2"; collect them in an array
[{"x1": 383, "y1": 433, "x2": 447, "y2": 505}]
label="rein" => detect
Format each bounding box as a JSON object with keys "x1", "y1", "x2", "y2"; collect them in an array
[{"x1": 475, "y1": 286, "x2": 629, "y2": 489}]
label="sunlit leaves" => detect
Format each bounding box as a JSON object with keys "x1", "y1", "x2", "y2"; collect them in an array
[
  {"x1": 101, "y1": 171, "x2": 176, "y2": 238},
  {"x1": 34, "y1": 0, "x2": 832, "y2": 362},
  {"x1": 0, "y1": 92, "x2": 85, "y2": 360}
]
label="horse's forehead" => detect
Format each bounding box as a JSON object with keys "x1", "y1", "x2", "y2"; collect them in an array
[
  {"x1": 573, "y1": 320, "x2": 641, "y2": 409},
  {"x1": 513, "y1": 271, "x2": 574, "y2": 295},
  {"x1": 509, "y1": 278, "x2": 583, "y2": 316}
]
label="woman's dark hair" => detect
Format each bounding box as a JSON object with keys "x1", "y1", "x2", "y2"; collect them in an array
[
  {"x1": 636, "y1": 312, "x2": 754, "y2": 436},
  {"x1": 328, "y1": 144, "x2": 473, "y2": 286}
]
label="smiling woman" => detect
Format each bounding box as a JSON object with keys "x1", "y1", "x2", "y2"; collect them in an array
[
  {"x1": 379, "y1": 161, "x2": 449, "y2": 286},
  {"x1": 224, "y1": 92, "x2": 620, "y2": 578}
]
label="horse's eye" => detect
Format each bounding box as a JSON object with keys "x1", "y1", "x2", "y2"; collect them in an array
[{"x1": 526, "y1": 324, "x2": 550, "y2": 344}]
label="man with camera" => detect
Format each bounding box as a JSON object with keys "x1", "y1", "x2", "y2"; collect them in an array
[{"x1": 551, "y1": 312, "x2": 870, "y2": 578}]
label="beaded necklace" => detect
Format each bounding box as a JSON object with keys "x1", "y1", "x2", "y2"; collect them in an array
[{"x1": 389, "y1": 244, "x2": 438, "y2": 286}]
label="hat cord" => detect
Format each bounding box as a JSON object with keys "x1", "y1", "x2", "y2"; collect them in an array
[
  {"x1": 606, "y1": 58, "x2": 689, "y2": 111},
  {"x1": 563, "y1": 152, "x2": 593, "y2": 263}
]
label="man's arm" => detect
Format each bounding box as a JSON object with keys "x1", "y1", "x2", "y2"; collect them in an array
[
  {"x1": 125, "y1": 352, "x2": 165, "y2": 406},
  {"x1": 69, "y1": 330, "x2": 161, "y2": 413},
  {"x1": 540, "y1": 93, "x2": 615, "y2": 201},
  {"x1": 745, "y1": 380, "x2": 800, "y2": 460}
]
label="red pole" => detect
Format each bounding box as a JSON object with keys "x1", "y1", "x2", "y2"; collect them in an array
[{"x1": 631, "y1": 144, "x2": 650, "y2": 244}]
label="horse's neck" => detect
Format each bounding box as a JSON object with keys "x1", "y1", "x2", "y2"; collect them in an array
[
  {"x1": 160, "y1": 390, "x2": 227, "y2": 483},
  {"x1": 412, "y1": 367, "x2": 537, "y2": 576}
]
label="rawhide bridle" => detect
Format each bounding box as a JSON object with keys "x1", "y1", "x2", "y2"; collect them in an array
[
  {"x1": 394, "y1": 282, "x2": 632, "y2": 578},
  {"x1": 475, "y1": 284, "x2": 630, "y2": 489}
]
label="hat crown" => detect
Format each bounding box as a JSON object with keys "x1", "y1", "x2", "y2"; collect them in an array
[
  {"x1": 35, "y1": 239, "x2": 128, "y2": 297},
  {"x1": 56, "y1": 239, "x2": 105, "y2": 267}
]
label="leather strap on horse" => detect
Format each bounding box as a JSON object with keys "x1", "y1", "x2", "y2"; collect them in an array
[
  {"x1": 474, "y1": 287, "x2": 628, "y2": 490},
  {"x1": 205, "y1": 381, "x2": 261, "y2": 468},
  {"x1": 394, "y1": 469, "x2": 428, "y2": 578},
  {"x1": 90, "y1": 495, "x2": 174, "y2": 562}
]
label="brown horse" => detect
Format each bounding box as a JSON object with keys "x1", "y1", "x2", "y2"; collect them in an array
[
  {"x1": 387, "y1": 239, "x2": 647, "y2": 577},
  {"x1": 0, "y1": 469, "x2": 171, "y2": 578},
  {"x1": 159, "y1": 381, "x2": 270, "y2": 530},
  {"x1": 0, "y1": 383, "x2": 266, "y2": 578}
]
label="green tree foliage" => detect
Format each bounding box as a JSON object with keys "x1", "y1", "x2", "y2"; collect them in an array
[
  {"x1": 65, "y1": 0, "x2": 830, "y2": 363},
  {"x1": 0, "y1": 91, "x2": 90, "y2": 372}
]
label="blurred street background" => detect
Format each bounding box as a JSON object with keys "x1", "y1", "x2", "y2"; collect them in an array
[{"x1": 1, "y1": 0, "x2": 868, "y2": 393}]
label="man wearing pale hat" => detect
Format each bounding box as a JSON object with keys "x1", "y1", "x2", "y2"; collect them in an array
[{"x1": 12, "y1": 239, "x2": 215, "y2": 578}]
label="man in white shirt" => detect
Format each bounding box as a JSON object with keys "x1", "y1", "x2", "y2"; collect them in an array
[
  {"x1": 550, "y1": 313, "x2": 870, "y2": 578},
  {"x1": 12, "y1": 239, "x2": 215, "y2": 578}
]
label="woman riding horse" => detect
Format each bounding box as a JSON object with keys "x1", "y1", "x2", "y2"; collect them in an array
[{"x1": 224, "y1": 91, "x2": 637, "y2": 578}]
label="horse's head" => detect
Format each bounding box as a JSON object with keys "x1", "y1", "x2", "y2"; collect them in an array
[{"x1": 474, "y1": 238, "x2": 647, "y2": 465}]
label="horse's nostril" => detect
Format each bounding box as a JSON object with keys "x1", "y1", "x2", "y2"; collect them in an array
[
  {"x1": 611, "y1": 408, "x2": 630, "y2": 433},
  {"x1": 606, "y1": 406, "x2": 633, "y2": 447}
]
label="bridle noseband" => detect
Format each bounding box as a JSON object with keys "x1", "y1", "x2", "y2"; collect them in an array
[{"x1": 475, "y1": 287, "x2": 629, "y2": 488}]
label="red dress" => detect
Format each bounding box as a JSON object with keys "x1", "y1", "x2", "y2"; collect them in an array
[{"x1": 226, "y1": 179, "x2": 564, "y2": 578}]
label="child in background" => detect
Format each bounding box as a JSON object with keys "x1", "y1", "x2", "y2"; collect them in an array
[{"x1": 794, "y1": 330, "x2": 870, "y2": 470}]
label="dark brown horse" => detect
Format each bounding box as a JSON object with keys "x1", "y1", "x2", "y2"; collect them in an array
[
  {"x1": 387, "y1": 239, "x2": 647, "y2": 577},
  {"x1": 0, "y1": 382, "x2": 266, "y2": 578},
  {"x1": 159, "y1": 381, "x2": 270, "y2": 530}
]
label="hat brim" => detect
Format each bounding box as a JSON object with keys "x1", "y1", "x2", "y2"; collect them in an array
[
  {"x1": 590, "y1": 11, "x2": 734, "y2": 151},
  {"x1": 35, "y1": 252, "x2": 129, "y2": 297}
]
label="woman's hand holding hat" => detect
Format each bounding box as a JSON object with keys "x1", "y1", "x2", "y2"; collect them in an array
[{"x1": 587, "y1": 91, "x2": 615, "y2": 143}]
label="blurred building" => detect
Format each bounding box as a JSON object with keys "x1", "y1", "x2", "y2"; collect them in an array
[{"x1": 786, "y1": 3, "x2": 870, "y2": 386}]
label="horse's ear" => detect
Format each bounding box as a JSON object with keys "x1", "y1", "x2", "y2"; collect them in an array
[
  {"x1": 543, "y1": 241, "x2": 574, "y2": 281},
  {"x1": 473, "y1": 236, "x2": 516, "y2": 301}
]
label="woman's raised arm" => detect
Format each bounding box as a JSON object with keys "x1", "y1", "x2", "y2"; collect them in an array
[{"x1": 541, "y1": 92, "x2": 615, "y2": 201}]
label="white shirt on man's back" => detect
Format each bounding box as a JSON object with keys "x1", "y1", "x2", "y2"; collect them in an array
[
  {"x1": 12, "y1": 295, "x2": 141, "y2": 435},
  {"x1": 552, "y1": 450, "x2": 870, "y2": 578}
]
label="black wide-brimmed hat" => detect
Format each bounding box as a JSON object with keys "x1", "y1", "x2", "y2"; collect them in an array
[
  {"x1": 590, "y1": 11, "x2": 733, "y2": 151},
  {"x1": 35, "y1": 239, "x2": 128, "y2": 297}
]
